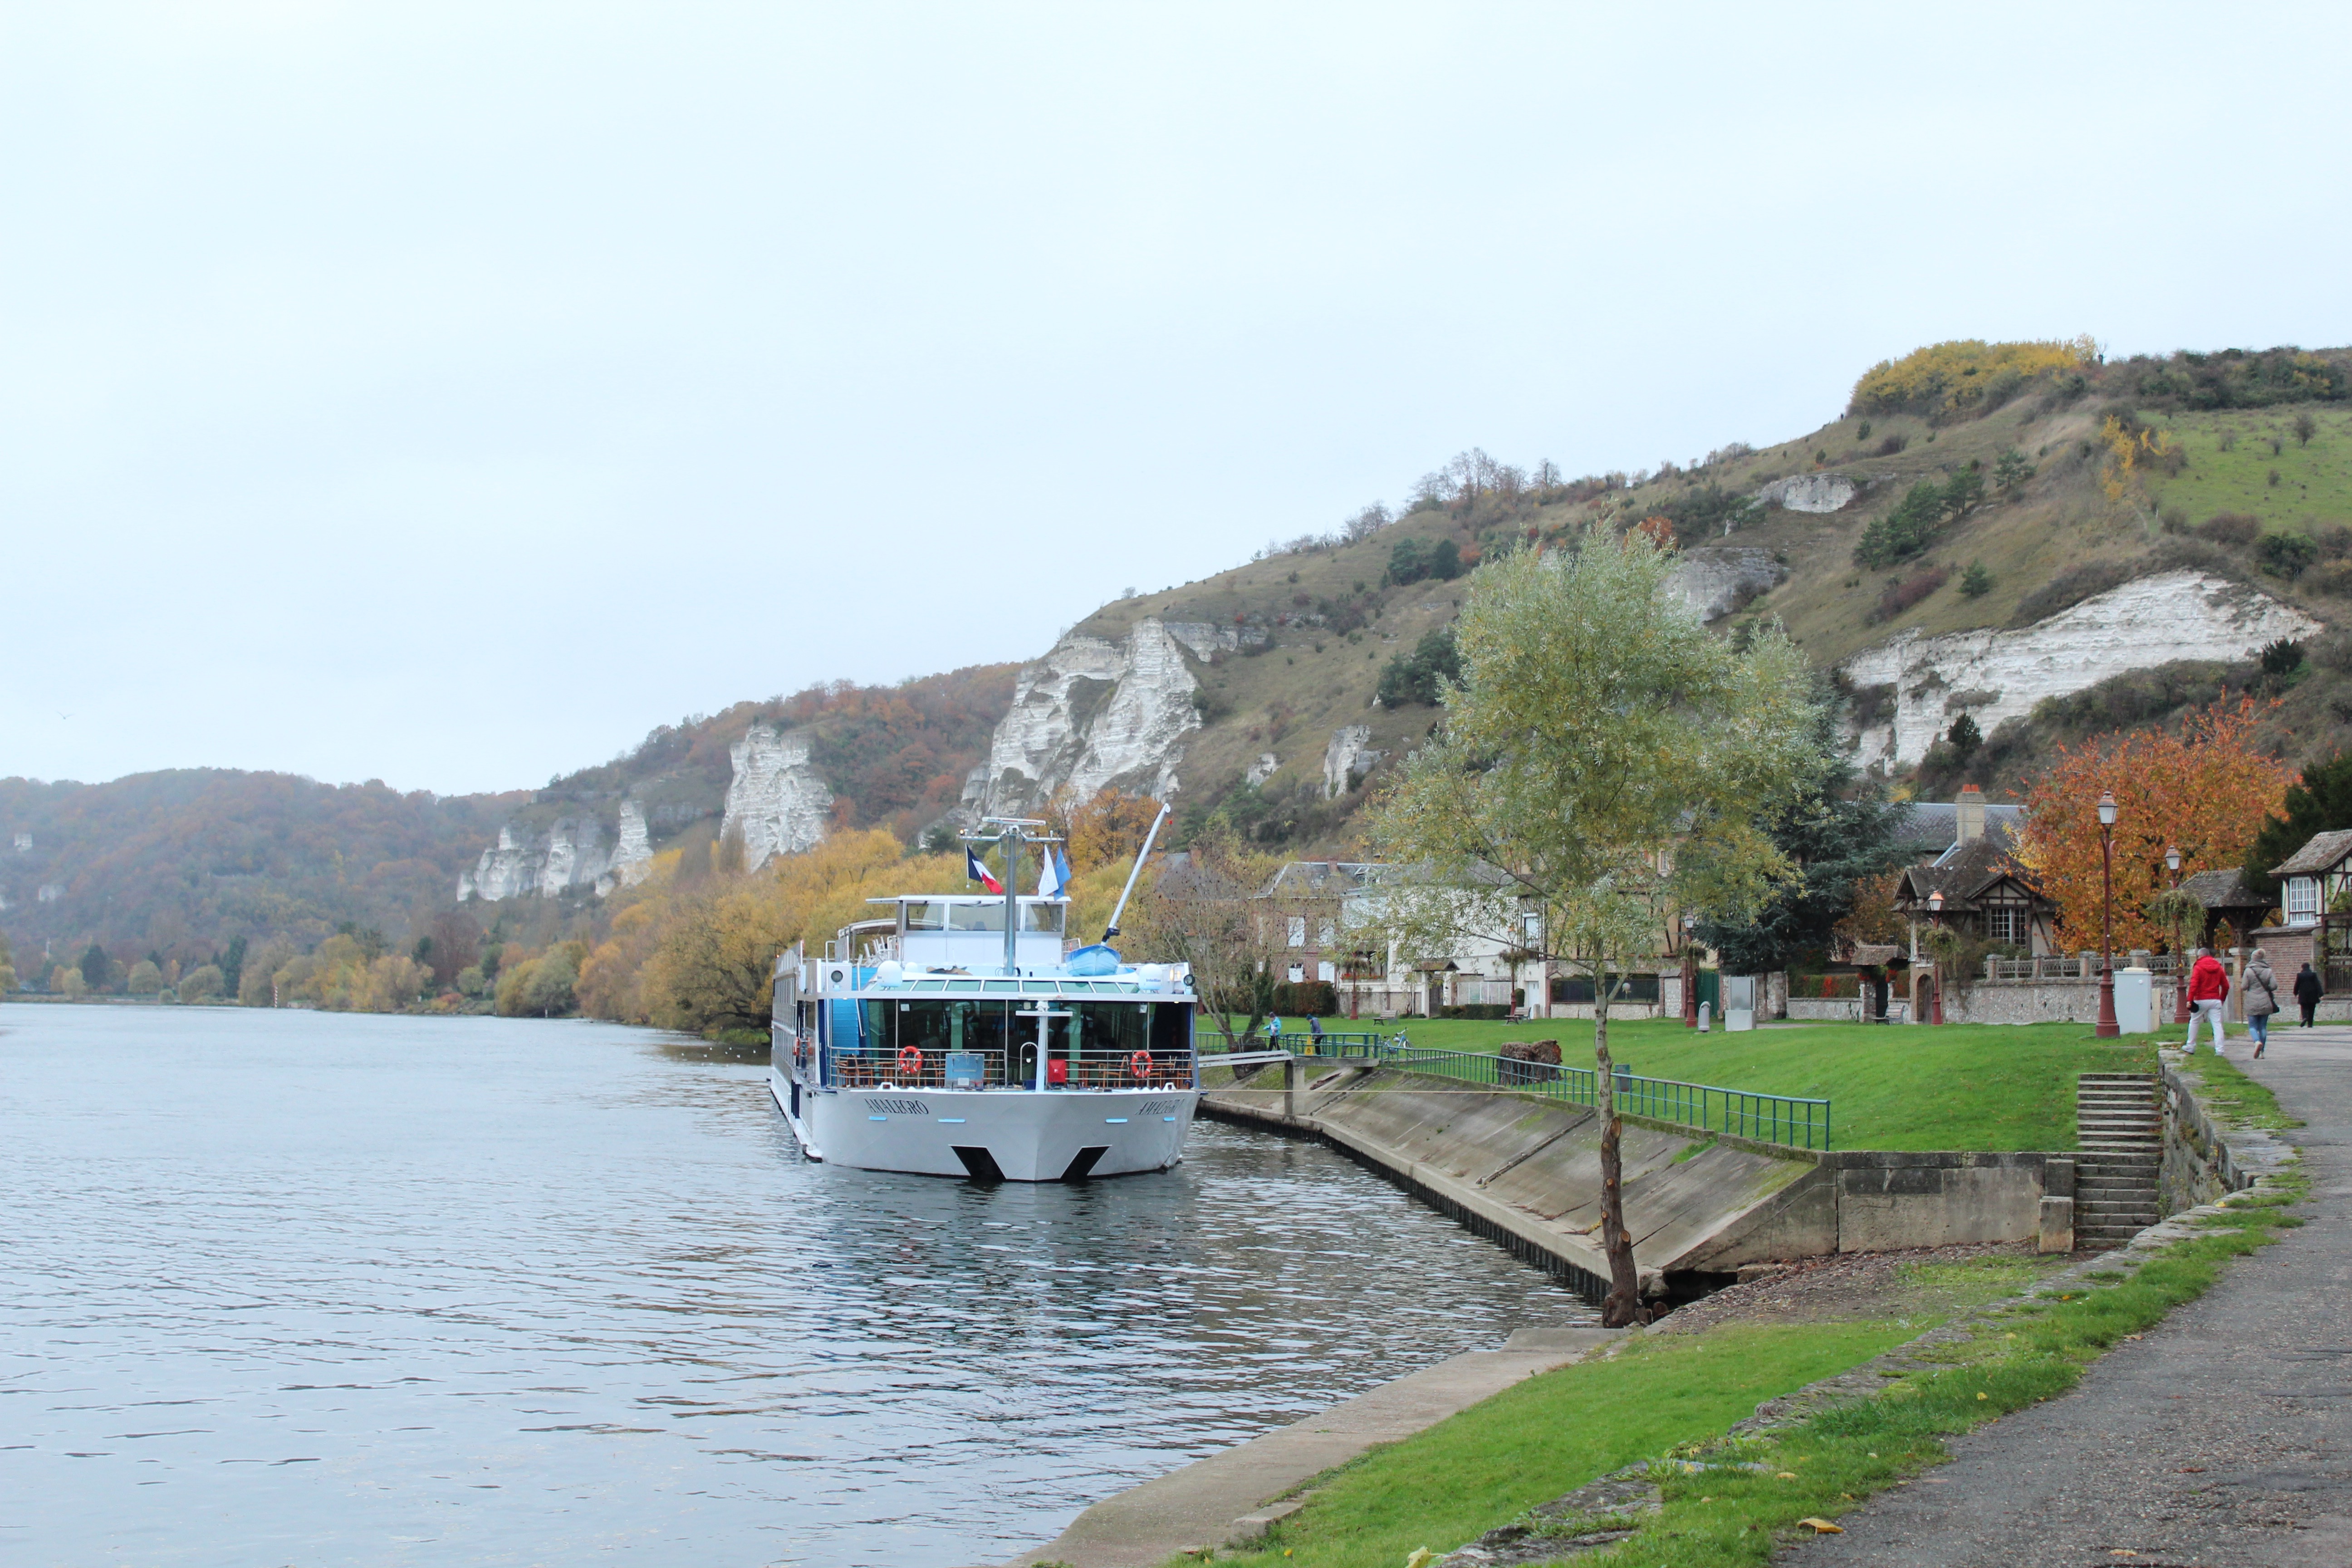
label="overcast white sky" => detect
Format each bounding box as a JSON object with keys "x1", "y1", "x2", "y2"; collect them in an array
[{"x1": 7, "y1": 4, "x2": 2349, "y2": 796}]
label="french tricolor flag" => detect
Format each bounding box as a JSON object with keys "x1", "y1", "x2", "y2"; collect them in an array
[{"x1": 965, "y1": 848, "x2": 1003, "y2": 894}]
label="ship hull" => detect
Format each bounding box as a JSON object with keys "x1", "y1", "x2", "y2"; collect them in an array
[{"x1": 771, "y1": 1069, "x2": 1197, "y2": 1181}]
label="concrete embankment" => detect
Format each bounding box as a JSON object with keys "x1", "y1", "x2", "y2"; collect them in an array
[
  {"x1": 1201, "y1": 1061, "x2": 2069, "y2": 1299},
  {"x1": 1000, "y1": 1327, "x2": 1623, "y2": 1568}
]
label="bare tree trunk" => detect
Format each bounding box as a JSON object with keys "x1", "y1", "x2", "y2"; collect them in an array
[{"x1": 1594, "y1": 980, "x2": 1644, "y2": 1327}]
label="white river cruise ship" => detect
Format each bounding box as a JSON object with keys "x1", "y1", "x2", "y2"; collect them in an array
[{"x1": 769, "y1": 817, "x2": 1200, "y2": 1181}]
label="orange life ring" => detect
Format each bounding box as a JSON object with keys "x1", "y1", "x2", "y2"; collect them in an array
[
  {"x1": 897, "y1": 1046, "x2": 923, "y2": 1080},
  {"x1": 1129, "y1": 1050, "x2": 1154, "y2": 1080}
]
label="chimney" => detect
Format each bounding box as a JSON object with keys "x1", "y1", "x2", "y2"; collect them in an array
[{"x1": 1956, "y1": 784, "x2": 1985, "y2": 845}]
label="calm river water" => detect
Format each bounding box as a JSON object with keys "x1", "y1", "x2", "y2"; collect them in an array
[{"x1": 1, "y1": 1006, "x2": 1591, "y2": 1567}]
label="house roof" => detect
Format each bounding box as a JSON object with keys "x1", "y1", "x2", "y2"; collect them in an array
[
  {"x1": 2273, "y1": 829, "x2": 2352, "y2": 878},
  {"x1": 1895, "y1": 835, "x2": 2049, "y2": 910},
  {"x1": 2180, "y1": 867, "x2": 2269, "y2": 911},
  {"x1": 1262, "y1": 860, "x2": 1381, "y2": 898}
]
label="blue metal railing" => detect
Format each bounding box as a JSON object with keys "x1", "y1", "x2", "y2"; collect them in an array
[{"x1": 1202, "y1": 1035, "x2": 1832, "y2": 1150}]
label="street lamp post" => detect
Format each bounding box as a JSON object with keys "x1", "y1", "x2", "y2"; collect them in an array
[
  {"x1": 1927, "y1": 889, "x2": 1946, "y2": 1025},
  {"x1": 2166, "y1": 845, "x2": 2191, "y2": 1024},
  {"x1": 2096, "y1": 792, "x2": 2120, "y2": 1038},
  {"x1": 1681, "y1": 912, "x2": 1698, "y2": 1028}
]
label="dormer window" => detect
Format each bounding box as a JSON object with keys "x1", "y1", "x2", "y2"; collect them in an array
[{"x1": 2286, "y1": 877, "x2": 2321, "y2": 924}]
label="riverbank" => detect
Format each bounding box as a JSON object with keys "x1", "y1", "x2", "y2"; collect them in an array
[{"x1": 1113, "y1": 1042, "x2": 2301, "y2": 1568}]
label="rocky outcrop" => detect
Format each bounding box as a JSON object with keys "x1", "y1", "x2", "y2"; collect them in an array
[
  {"x1": 1246, "y1": 752, "x2": 1278, "y2": 786},
  {"x1": 969, "y1": 617, "x2": 1201, "y2": 815},
  {"x1": 1665, "y1": 548, "x2": 1786, "y2": 622},
  {"x1": 1753, "y1": 472, "x2": 1857, "y2": 513},
  {"x1": 723, "y1": 727, "x2": 833, "y2": 871},
  {"x1": 1163, "y1": 620, "x2": 1269, "y2": 658},
  {"x1": 461, "y1": 815, "x2": 622, "y2": 902},
  {"x1": 1323, "y1": 724, "x2": 1383, "y2": 799},
  {"x1": 460, "y1": 797, "x2": 659, "y2": 902},
  {"x1": 1842, "y1": 570, "x2": 2322, "y2": 768},
  {"x1": 597, "y1": 800, "x2": 654, "y2": 896}
]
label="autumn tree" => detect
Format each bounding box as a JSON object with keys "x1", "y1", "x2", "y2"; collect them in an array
[
  {"x1": 1121, "y1": 829, "x2": 1288, "y2": 1049},
  {"x1": 1368, "y1": 530, "x2": 1813, "y2": 1326},
  {"x1": 2014, "y1": 698, "x2": 2292, "y2": 953}
]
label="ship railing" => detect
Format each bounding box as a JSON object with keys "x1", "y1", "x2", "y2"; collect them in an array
[{"x1": 829, "y1": 1045, "x2": 1195, "y2": 1090}]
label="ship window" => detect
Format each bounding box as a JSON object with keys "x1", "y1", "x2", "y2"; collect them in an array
[
  {"x1": 909, "y1": 980, "x2": 946, "y2": 991},
  {"x1": 902, "y1": 901, "x2": 946, "y2": 931},
  {"x1": 983, "y1": 980, "x2": 1017, "y2": 993},
  {"x1": 950, "y1": 902, "x2": 1006, "y2": 932},
  {"x1": 1022, "y1": 903, "x2": 1065, "y2": 933},
  {"x1": 1023, "y1": 981, "x2": 1058, "y2": 993}
]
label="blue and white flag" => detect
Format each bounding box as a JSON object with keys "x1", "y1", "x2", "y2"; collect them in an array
[{"x1": 1037, "y1": 846, "x2": 1073, "y2": 898}]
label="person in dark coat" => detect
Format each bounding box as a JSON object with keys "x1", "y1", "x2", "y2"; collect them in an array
[{"x1": 2295, "y1": 961, "x2": 2324, "y2": 1028}]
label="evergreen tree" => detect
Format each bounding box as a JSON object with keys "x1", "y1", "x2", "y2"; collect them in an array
[
  {"x1": 79, "y1": 943, "x2": 111, "y2": 992},
  {"x1": 2244, "y1": 751, "x2": 2352, "y2": 901},
  {"x1": 1695, "y1": 699, "x2": 1911, "y2": 973},
  {"x1": 219, "y1": 935, "x2": 247, "y2": 1001}
]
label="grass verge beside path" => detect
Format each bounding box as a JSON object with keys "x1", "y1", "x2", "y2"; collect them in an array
[
  {"x1": 1259, "y1": 1019, "x2": 2156, "y2": 1151},
  {"x1": 1191, "y1": 1192, "x2": 2301, "y2": 1568}
]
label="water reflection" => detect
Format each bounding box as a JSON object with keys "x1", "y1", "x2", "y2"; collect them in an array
[{"x1": 0, "y1": 1006, "x2": 1592, "y2": 1568}]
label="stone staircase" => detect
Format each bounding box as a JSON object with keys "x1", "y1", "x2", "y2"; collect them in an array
[{"x1": 2074, "y1": 1073, "x2": 2162, "y2": 1249}]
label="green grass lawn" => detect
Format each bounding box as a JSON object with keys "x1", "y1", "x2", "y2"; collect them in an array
[
  {"x1": 1199, "y1": 1322, "x2": 1916, "y2": 1568},
  {"x1": 1252, "y1": 1017, "x2": 2157, "y2": 1151}
]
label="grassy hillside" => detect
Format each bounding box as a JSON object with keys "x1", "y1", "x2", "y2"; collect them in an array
[{"x1": 1122, "y1": 343, "x2": 2352, "y2": 853}]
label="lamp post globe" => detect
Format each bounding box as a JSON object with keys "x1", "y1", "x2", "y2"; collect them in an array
[{"x1": 2096, "y1": 791, "x2": 2120, "y2": 1038}]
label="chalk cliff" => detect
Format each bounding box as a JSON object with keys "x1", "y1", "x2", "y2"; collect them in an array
[
  {"x1": 722, "y1": 726, "x2": 834, "y2": 871},
  {"x1": 1666, "y1": 547, "x2": 1788, "y2": 623},
  {"x1": 968, "y1": 616, "x2": 1202, "y2": 815},
  {"x1": 1841, "y1": 570, "x2": 2321, "y2": 768},
  {"x1": 458, "y1": 797, "x2": 657, "y2": 902}
]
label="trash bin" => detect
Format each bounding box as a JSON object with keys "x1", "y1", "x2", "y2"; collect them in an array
[{"x1": 2114, "y1": 966, "x2": 2154, "y2": 1034}]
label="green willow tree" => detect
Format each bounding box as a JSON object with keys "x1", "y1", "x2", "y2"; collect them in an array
[{"x1": 1367, "y1": 530, "x2": 1813, "y2": 1325}]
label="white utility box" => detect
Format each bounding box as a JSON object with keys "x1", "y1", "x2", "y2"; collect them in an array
[
  {"x1": 1723, "y1": 974, "x2": 1756, "y2": 1032},
  {"x1": 2114, "y1": 966, "x2": 2154, "y2": 1034}
]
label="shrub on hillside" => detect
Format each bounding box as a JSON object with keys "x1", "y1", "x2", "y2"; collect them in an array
[
  {"x1": 1853, "y1": 472, "x2": 1984, "y2": 569},
  {"x1": 1868, "y1": 567, "x2": 1948, "y2": 623},
  {"x1": 1960, "y1": 562, "x2": 1994, "y2": 598},
  {"x1": 1377, "y1": 628, "x2": 1461, "y2": 708},
  {"x1": 1659, "y1": 483, "x2": 1763, "y2": 544},
  {"x1": 1876, "y1": 433, "x2": 1909, "y2": 456},
  {"x1": 1386, "y1": 535, "x2": 1463, "y2": 586},
  {"x1": 2129, "y1": 346, "x2": 2349, "y2": 411},
  {"x1": 2198, "y1": 511, "x2": 2262, "y2": 546},
  {"x1": 2259, "y1": 532, "x2": 2319, "y2": 579},
  {"x1": 1849, "y1": 338, "x2": 2097, "y2": 420}
]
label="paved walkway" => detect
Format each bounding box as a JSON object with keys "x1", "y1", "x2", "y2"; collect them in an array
[{"x1": 1783, "y1": 1026, "x2": 2352, "y2": 1567}]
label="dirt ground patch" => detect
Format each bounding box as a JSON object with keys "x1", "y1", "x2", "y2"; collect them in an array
[{"x1": 1650, "y1": 1242, "x2": 2076, "y2": 1334}]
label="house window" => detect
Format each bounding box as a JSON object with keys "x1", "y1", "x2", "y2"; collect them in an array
[
  {"x1": 1986, "y1": 906, "x2": 2028, "y2": 945},
  {"x1": 1318, "y1": 920, "x2": 1336, "y2": 947},
  {"x1": 1287, "y1": 916, "x2": 1307, "y2": 947},
  {"x1": 1317, "y1": 961, "x2": 1336, "y2": 982},
  {"x1": 2287, "y1": 877, "x2": 2321, "y2": 923},
  {"x1": 1287, "y1": 964, "x2": 1305, "y2": 983}
]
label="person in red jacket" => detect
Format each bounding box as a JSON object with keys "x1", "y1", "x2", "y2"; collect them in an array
[{"x1": 2185, "y1": 948, "x2": 2231, "y2": 1055}]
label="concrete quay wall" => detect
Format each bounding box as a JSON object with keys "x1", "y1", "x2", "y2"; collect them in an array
[{"x1": 1200, "y1": 1062, "x2": 2068, "y2": 1298}]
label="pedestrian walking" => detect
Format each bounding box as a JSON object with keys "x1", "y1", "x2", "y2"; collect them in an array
[
  {"x1": 1308, "y1": 1015, "x2": 1324, "y2": 1044},
  {"x1": 2295, "y1": 960, "x2": 2323, "y2": 1028},
  {"x1": 2185, "y1": 947, "x2": 2231, "y2": 1055},
  {"x1": 2243, "y1": 947, "x2": 2279, "y2": 1059},
  {"x1": 1266, "y1": 1014, "x2": 1282, "y2": 1048}
]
